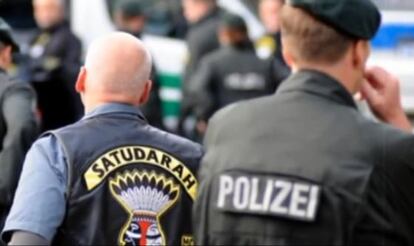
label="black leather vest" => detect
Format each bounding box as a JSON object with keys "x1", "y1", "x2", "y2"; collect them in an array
[{"x1": 49, "y1": 109, "x2": 202, "y2": 245}]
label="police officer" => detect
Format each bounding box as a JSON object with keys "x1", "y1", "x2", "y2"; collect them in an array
[
  {"x1": 1, "y1": 33, "x2": 202, "y2": 245},
  {"x1": 256, "y1": 0, "x2": 290, "y2": 81},
  {"x1": 194, "y1": 0, "x2": 414, "y2": 244},
  {"x1": 114, "y1": 0, "x2": 164, "y2": 129},
  {"x1": 179, "y1": 0, "x2": 222, "y2": 136},
  {"x1": 26, "y1": 0, "x2": 82, "y2": 132},
  {"x1": 188, "y1": 13, "x2": 282, "y2": 135},
  {"x1": 0, "y1": 18, "x2": 38, "y2": 241}
]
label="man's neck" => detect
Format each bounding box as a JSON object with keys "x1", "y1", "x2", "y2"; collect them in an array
[
  {"x1": 84, "y1": 99, "x2": 138, "y2": 115},
  {"x1": 292, "y1": 63, "x2": 357, "y2": 95}
]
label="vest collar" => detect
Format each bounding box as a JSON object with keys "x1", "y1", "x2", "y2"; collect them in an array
[
  {"x1": 277, "y1": 69, "x2": 358, "y2": 109},
  {"x1": 83, "y1": 103, "x2": 147, "y2": 122}
]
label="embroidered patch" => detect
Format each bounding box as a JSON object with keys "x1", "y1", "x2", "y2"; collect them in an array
[
  {"x1": 216, "y1": 173, "x2": 321, "y2": 222},
  {"x1": 83, "y1": 145, "x2": 198, "y2": 200},
  {"x1": 110, "y1": 170, "x2": 180, "y2": 246}
]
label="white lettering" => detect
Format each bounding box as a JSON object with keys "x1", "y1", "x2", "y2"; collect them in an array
[
  {"x1": 249, "y1": 178, "x2": 263, "y2": 211},
  {"x1": 289, "y1": 184, "x2": 309, "y2": 217},
  {"x1": 216, "y1": 174, "x2": 320, "y2": 222},
  {"x1": 261, "y1": 179, "x2": 274, "y2": 211},
  {"x1": 233, "y1": 177, "x2": 250, "y2": 210},
  {"x1": 217, "y1": 175, "x2": 234, "y2": 208},
  {"x1": 306, "y1": 185, "x2": 320, "y2": 219},
  {"x1": 270, "y1": 180, "x2": 291, "y2": 214}
]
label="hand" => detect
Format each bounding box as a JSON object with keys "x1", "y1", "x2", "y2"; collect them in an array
[{"x1": 360, "y1": 66, "x2": 412, "y2": 133}]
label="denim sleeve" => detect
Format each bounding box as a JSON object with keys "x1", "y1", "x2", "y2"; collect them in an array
[{"x1": 1, "y1": 135, "x2": 67, "y2": 244}]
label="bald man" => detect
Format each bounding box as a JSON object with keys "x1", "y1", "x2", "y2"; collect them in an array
[{"x1": 1, "y1": 33, "x2": 202, "y2": 245}]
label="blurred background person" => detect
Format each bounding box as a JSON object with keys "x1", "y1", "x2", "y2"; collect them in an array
[
  {"x1": 189, "y1": 13, "x2": 282, "y2": 136},
  {"x1": 113, "y1": 0, "x2": 164, "y2": 129},
  {"x1": 25, "y1": 0, "x2": 82, "y2": 132},
  {"x1": 257, "y1": 0, "x2": 291, "y2": 81},
  {"x1": 0, "y1": 18, "x2": 38, "y2": 244},
  {"x1": 179, "y1": 0, "x2": 222, "y2": 137},
  {"x1": 113, "y1": 0, "x2": 146, "y2": 38}
]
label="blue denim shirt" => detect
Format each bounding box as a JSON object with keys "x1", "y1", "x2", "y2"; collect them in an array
[{"x1": 1, "y1": 103, "x2": 144, "y2": 242}]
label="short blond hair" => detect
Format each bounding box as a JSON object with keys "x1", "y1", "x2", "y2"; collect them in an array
[{"x1": 280, "y1": 5, "x2": 353, "y2": 64}]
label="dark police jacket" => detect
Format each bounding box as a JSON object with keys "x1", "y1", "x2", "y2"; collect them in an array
[
  {"x1": 25, "y1": 22, "x2": 82, "y2": 132},
  {"x1": 48, "y1": 106, "x2": 202, "y2": 245},
  {"x1": 194, "y1": 70, "x2": 414, "y2": 245},
  {"x1": 181, "y1": 7, "x2": 222, "y2": 119},
  {"x1": 188, "y1": 42, "x2": 281, "y2": 121},
  {"x1": 0, "y1": 70, "x2": 38, "y2": 210}
]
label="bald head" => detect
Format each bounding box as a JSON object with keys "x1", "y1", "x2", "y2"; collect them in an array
[{"x1": 79, "y1": 32, "x2": 152, "y2": 109}]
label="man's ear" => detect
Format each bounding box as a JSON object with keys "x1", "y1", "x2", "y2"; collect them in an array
[
  {"x1": 282, "y1": 44, "x2": 295, "y2": 69},
  {"x1": 351, "y1": 40, "x2": 370, "y2": 70},
  {"x1": 139, "y1": 80, "x2": 153, "y2": 104},
  {"x1": 0, "y1": 46, "x2": 13, "y2": 68},
  {"x1": 4, "y1": 46, "x2": 12, "y2": 65},
  {"x1": 75, "y1": 67, "x2": 87, "y2": 93}
]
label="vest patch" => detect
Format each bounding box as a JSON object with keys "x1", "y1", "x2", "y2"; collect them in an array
[
  {"x1": 216, "y1": 173, "x2": 320, "y2": 222},
  {"x1": 181, "y1": 235, "x2": 194, "y2": 246},
  {"x1": 83, "y1": 146, "x2": 198, "y2": 200},
  {"x1": 110, "y1": 170, "x2": 180, "y2": 245}
]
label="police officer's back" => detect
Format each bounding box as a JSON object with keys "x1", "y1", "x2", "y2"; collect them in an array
[
  {"x1": 2, "y1": 33, "x2": 202, "y2": 245},
  {"x1": 188, "y1": 13, "x2": 282, "y2": 130},
  {"x1": 194, "y1": 0, "x2": 414, "y2": 244}
]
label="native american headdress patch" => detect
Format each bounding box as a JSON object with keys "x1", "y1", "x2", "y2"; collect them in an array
[{"x1": 110, "y1": 170, "x2": 180, "y2": 246}]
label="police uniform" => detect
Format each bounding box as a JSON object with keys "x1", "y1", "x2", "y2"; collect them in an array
[
  {"x1": 188, "y1": 14, "x2": 282, "y2": 122},
  {"x1": 0, "y1": 18, "x2": 38, "y2": 242},
  {"x1": 2, "y1": 104, "x2": 202, "y2": 245},
  {"x1": 179, "y1": 7, "x2": 222, "y2": 134},
  {"x1": 25, "y1": 20, "x2": 82, "y2": 132},
  {"x1": 194, "y1": 0, "x2": 414, "y2": 244}
]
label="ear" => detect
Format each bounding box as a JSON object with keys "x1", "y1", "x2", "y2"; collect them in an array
[
  {"x1": 75, "y1": 67, "x2": 87, "y2": 93},
  {"x1": 351, "y1": 40, "x2": 370, "y2": 70},
  {"x1": 282, "y1": 43, "x2": 295, "y2": 69},
  {"x1": 2, "y1": 46, "x2": 13, "y2": 67},
  {"x1": 139, "y1": 80, "x2": 153, "y2": 105}
]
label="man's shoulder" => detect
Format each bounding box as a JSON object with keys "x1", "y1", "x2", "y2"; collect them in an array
[
  {"x1": 347, "y1": 111, "x2": 414, "y2": 164},
  {"x1": 148, "y1": 126, "x2": 203, "y2": 155},
  {"x1": 50, "y1": 120, "x2": 203, "y2": 158},
  {"x1": 372, "y1": 121, "x2": 414, "y2": 159},
  {"x1": 55, "y1": 24, "x2": 81, "y2": 45},
  {"x1": 200, "y1": 48, "x2": 227, "y2": 65},
  {"x1": 209, "y1": 95, "x2": 274, "y2": 128},
  {"x1": 0, "y1": 78, "x2": 34, "y2": 97}
]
